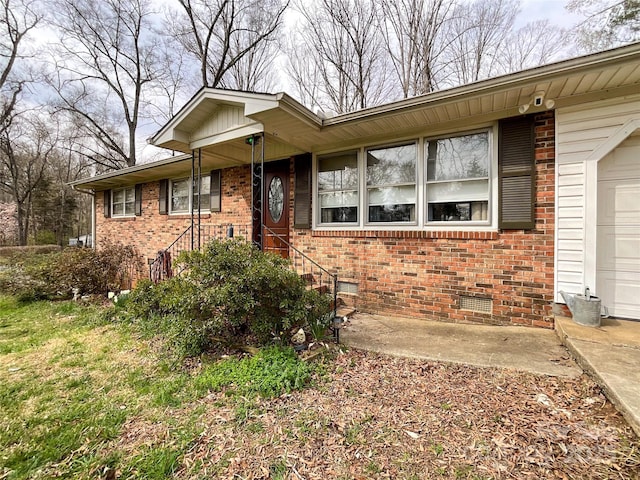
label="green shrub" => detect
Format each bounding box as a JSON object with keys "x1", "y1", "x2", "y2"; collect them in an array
[
  {"x1": 34, "y1": 230, "x2": 56, "y2": 245},
  {"x1": 118, "y1": 239, "x2": 332, "y2": 357},
  {"x1": 195, "y1": 346, "x2": 316, "y2": 398},
  {"x1": 0, "y1": 242, "x2": 144, "y2": 301}
]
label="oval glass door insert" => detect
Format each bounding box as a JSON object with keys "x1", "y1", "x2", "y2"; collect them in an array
[{"x1": 268, "y1": 176, "x2": 284, "y2": 222}]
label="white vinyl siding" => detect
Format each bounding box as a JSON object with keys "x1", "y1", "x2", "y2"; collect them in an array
[
  {"x1": 555, "y1": 94, "x2": 640, "y2": 303},
  {"x1": 556, "y1": 162, "x2": 585, "y2": 294}
]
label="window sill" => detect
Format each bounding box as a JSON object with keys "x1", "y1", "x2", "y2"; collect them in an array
[
  {"x1": 310, "y1": 229, "x2": 498, "y2": 240},
  {"x1": 167, "y1": 213, "x2": 211, "y2": 219},
  {"x1": 108, "y1": 216, "x2": 136, "y2": 221}
]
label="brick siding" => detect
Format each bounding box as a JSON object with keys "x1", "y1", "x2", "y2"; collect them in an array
[
  {"x1": 95, "y1": 112, "x2": 555, "y2": 327},
  {"x1": 95, "y1": 165, "x2": 252, "y2": 265},
  {"x1": 291, "y1": 112, "x2": 556, "y2": 327}
]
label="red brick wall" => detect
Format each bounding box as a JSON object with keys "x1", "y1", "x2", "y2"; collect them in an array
[
  {"x1": 290, "y1": 112, "x2": 556, "y2": 328},
  {"x1": 95, "y1": 165, "x2": 252, "y2": 265},
  {"x1": 95, "y1": 113, "x2": 556, "y2": 327}
]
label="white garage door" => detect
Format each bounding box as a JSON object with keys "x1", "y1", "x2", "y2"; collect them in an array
[{"x1": 597, "y1": 136, "x2": 640, "y2": 320}]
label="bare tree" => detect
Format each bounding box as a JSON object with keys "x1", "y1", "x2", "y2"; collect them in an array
[
  {"x1": 146, "y1": 35, "x2": 195, "y2": 127},
  {"x1": 568, "y1": 0, "x2": 640, "y2": 53},
  {"x1": 0, "y1": 110, "x2": 58, "y2": 245},
  {"x1": 47, "y1": 0, "x2": 158, "y2": 169},
  {"x1": 31, "y1": 138, "x2": 92, "y2": 245},
  {"x1": 225, "y1": 28, "x2": 281, "y2": 91},
  {"x1": 286, "y1": 36, "x2": 325, "y2": 112},
  {"x1": 0, "y1": 0, "x2": 39, "y2": 134},
  {"x1": 167, "y1": 0, "x2": 287, "y2": 90},
  {"x1": 440, "y1": 0, "x2": 519, "y2": 87},
  {"x1": 288, "y1": 0, "x2": 390, "y2": 114},
  {"x1": 379, "y1": 0, "x2": 455, "y2": 98},
  {"x1": 497, "y1": 20, "x2": 568, "y2": 73}
]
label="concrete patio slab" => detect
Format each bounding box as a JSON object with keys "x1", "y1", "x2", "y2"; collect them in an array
[{"x1": 340, "y1": 313, "x2": 582, "y2": 378}]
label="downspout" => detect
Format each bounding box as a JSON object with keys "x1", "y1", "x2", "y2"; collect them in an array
[
  {"x1": 197, "y1": 148, "x2": 202, "y2": 250},
  {"x1": 190, "y1": 150, "x2": 195, "y2": 250},
  {"x1": 71, "y1": 185, "x2": 96, "y2": 248}
]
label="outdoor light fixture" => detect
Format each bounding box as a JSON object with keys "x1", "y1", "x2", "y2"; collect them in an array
[
  {"x1": 245, "y1": 135, "x2": 260, "y2": 145},
  {"x1": 518, "y1": 91, "x2": 555, "y2": 114}
]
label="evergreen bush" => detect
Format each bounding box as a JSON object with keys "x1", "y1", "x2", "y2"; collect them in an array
[{"x1": 119, "y1": 238, "x2": 332, "y2": 356}]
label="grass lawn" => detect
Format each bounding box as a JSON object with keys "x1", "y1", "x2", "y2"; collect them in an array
[{"x1": 1, "y1": 295, "x2": 639, "y2": 479}]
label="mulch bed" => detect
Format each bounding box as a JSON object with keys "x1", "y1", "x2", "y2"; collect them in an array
[{"x1": 173, "y1": 349, "x2": 639, "y2": 479}]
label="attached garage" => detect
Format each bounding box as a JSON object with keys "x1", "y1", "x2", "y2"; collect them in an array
[
  {"x1": 597, "y1": 135, "x2": 640, "y2": 319},
  {"x1": 557, "y1": 96, "x2": 640, "y2": 321}
]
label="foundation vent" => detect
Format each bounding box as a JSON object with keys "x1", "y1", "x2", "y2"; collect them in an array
[
  {"x1": 460, "y1": 295, "x2": 492, "y2": 314},
  {"x1": 337, "y1": 281, "x2": 358, "y2": 294}
]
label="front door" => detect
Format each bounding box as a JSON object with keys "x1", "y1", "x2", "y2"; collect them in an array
[{"x1": 263, "y1": 160, "x2": 290, "y2": 258}]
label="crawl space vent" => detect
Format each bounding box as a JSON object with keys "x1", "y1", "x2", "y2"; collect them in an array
[
  {"x1": 460, "y1": 296, "x2": 492, "y2": 314},
  {"x1": 337, "y1": 281, "x2": 358, "y2": 294}
]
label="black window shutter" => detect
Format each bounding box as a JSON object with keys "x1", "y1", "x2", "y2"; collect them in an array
[
  {"x1": 103, "y1": 190, "x2": 111, "y2": 218},
  {"x1": 135, "y1": 184, "x2": 142, "y2": 216},
  {"x1": 210, "y1": 170, "x2": 221, "y2": 212},
  {"x1": 294, "y1": 153, "x2": 312, "y2": 229},
  {"x1": 159, "y1": 179, "x2": 168, "y2": 215},
  {"x1": 498, "y1": 116, "x2": 535, "y2": 229}
]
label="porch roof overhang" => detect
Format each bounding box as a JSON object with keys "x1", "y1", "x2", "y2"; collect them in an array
[
  {"x1": 70, "y1": 154, "x2": 192, "y2": 190},
  {"x1": 73, "y1": 42, "x2": 640, "y2": 191}
]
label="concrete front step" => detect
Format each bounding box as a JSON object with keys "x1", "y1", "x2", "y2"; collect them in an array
[{"x1": 336, "y1": 307, "x2": 356, "y2": 319}]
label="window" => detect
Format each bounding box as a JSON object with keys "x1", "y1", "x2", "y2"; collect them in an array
[
  {"x1": 170, "y1": 176, "x2": 210, "y2": 214},
  {"x1": 366, "y1": 143, "x2": 416, "y2": 223},
  {"x1": 314, "y1": 129, "x2": 494, "y2": 229},
  {"x1": 112, "y1": 187, "x2": 135, "y2": 217},
  {"x1": 318, "y1": 151, "x2": 358, "y2": 223},
  {"x1": 426, "y1": 132, "x2": 489, "y2": 223}
]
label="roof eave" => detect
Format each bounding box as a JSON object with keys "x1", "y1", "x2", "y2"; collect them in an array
[
  {"x1": 323, "y1": 41, "x2": 640, "y2": 126},
  {"x1": 69, "y1": 153, "x2": 192, "y2": 190}
]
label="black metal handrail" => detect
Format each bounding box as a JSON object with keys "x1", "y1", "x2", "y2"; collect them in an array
[
  {"x1": 149, "y1": 225, "x2": 192, "y2": 283},
  {"x1": 149, "y1": 222, "x2": 340, "y2": 341},
  {"x1": 149, "y1": 224, "x2": 252, "y2": 283},
  {"x1": 263, "y1": 225, "x2": 338, "y2": 338}
]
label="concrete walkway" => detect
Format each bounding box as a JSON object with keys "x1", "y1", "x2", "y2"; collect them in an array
[
  {"x1": 555, "y1": 316, "x2": 640, "y2": 437},
  {"x1": 340, "y1": 313, "x2": 640, "y2": 437},
  {"x1": 340, "y1": 313, "x2": 581, "y2": 377}
]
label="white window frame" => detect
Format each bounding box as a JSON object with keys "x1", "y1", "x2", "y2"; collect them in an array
[
  {"x1": 365, "y1": 141, "x2": 418, "y2": 226},
  {"x1": 169, "y1": 175, "x2": 211, "y2": 214},
  {"x1": 424, "y1": 129, "x2": 492, "y2": 227},
  {"x1": 316, "y1": 151, "x2": 359, "y2": 226},
  {"x1": 111, "y1": 186, "x2": 135, "y2": 218},
  {"x1": 313, "y1": 125, "x2": 498, "y2": 231}
]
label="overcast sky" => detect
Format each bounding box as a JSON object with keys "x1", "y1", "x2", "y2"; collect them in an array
[{"x1": 518, "y1": 0, "x2": 581, "y2": 27}]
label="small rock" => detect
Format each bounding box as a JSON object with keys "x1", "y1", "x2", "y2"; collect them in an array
[
  {"x1": 535, "y1": 393, "x2": 553, "y2": 407},
  {"x1": 291, "y1": 328, "x2": 306, "y2": 345}
]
